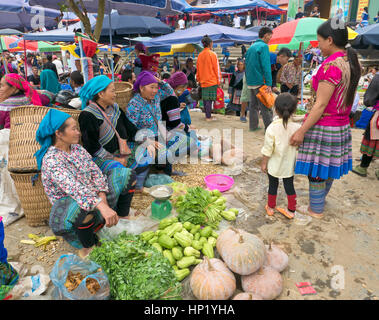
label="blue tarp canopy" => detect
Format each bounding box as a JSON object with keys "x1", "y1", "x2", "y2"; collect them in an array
[
  {"x1": 143, "y1": 23, "x2": 258, "y2": 48},
  {"x1": 24, "y1": 15, "x2": 97, "y2": 41},
  {"x1": 184, "y1": 0, "x2": 284, "y2": 15},
  {"x1": 29, "y1": 0, "x2": 188, "y2": 17}
]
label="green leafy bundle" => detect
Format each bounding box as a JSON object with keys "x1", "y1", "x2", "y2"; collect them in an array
[
  {"x1": 175, "y1": 187, "x2": 226, "y2": 229},
  {"x1": 89, "y1": 232, "x2": 182, "y2": 300}
]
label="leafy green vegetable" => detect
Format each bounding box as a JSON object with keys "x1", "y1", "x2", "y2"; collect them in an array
[
  {"x1": 295, "y1": 108, "x2": 307, "y2": 115},
  {"x1": 89, "y1": 232, "x2": 182, "y2": 300},
  {"x1": 174, "y1": 187, "x2": 227, "y2": 229}
]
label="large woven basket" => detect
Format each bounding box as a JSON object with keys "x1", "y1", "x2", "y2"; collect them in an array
[
  {"x1": 8, "y1": 105, "x2": 81, "y2": 173},
  {"x1": 114, "y1": 81, "x2": 133, "y2": 112},
  {"x1": 10, "y1": 172, "x2": 52, "y2": 227}
]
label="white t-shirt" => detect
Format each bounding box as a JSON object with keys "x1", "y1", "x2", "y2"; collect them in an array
[
  {"x1": 53, "y1": 59, "x2": 64, "y2": 75},
  {"x1": 70, "y1": 53, "x2": 78, "y2": 72},
  {"x1": 233, "y1": 16, "x2": 241, "y2": 28},
  {"x1": 246, "y1": 15, "x2": 251, "y2": 26},
  {"x1": 178, "y1": 19, "x2": 185, "y2": 29}
]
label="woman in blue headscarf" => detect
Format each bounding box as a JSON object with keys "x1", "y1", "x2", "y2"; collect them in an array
[
  {"x1": 78, "y1": 75, "x2": 154, "y2": 193},
  {"x1": 35, "y1": 109, "x2": 137, "y2": 258},
  {"x1": 40, "y1": 68, "x2": 61, "y2": 94}
]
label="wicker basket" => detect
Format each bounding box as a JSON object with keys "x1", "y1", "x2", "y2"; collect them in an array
[
  {"x1": 114, "y1": 81, "x2": 133, "y2": 112},
  {"x1": 8, "y1": 105, "x2": 81, "y2": 173},
  {"x1": 10, "y1": 172, "x2": 52, "y2": 227}
]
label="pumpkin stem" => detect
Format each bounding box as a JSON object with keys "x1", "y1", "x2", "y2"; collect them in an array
[
  {"x1": 205, "y1": 257, "x2": 214, "y2": 271},
  {"x1": 258, "y1": 267, "x2": 264, "y2": 275},
  {"x1": 230, "y1": 227, "x2": 244, "y2": 243}
]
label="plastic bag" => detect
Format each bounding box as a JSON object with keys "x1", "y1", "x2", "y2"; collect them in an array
[
  {"x1": 98, "y1": 216, "x2": 159, "y2": 241},
  {"x1": 144, "y1": 174, "x2": 174, "y2": 188},
  {"x1": 214, "y1": 88, "x2": 225, "y2": 109},
  {"x1": 0, "y1": 129, "x2": 24, "y2": 226},
  {"x1": 50, "y1": 254, "x2": 110, "y2": 300},
  {"x1": 9, "y1": 272, "x2": 50, "y2": 299}
]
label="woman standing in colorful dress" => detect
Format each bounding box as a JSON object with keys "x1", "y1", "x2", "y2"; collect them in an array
[
  {"x1": 290, "y1": 19, "x2": 361, "y2": 219},
  {"x1": 36, "y1": 109, "x2": 136, "y2": 258},
  {"x1": 352, "y1": 73, "x2": 379, "y2": 179}
]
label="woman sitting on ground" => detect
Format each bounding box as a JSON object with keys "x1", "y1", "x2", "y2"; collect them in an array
[
  {"x1": 36, "y1": 109, "x2": 136, "y2": 258},
  {"x1": 78, "y1": 75, "x2": 153, "y2": 192},
  {"x1": 126, "y1": 71, "x2": 191, "y2": 184},
  {"x1": 0, "y1": 73, "x2": 43, "y2": 129},
  {"x1": 160, "y1": 71, "x2": 198, "y2": 175}
]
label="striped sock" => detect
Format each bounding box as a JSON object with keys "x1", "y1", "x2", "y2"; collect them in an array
[{"x1": 309, "y1": 180, "x2": 326, "y2": 214}]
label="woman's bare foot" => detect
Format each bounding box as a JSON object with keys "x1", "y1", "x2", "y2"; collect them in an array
[
  {"x1": 205, "y1": 117, "x2": 217, "y2": 121},
  {"x1": 78, "y1": 247, "x2": 94, "y2": 259},
  {"x1": 298, "y1": 205, "x2": 324, "y2": 219}
]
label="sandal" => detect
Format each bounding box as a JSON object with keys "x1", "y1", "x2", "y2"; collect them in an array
[
  {"x1": 275, "y1": 207, "x2": 295, "y2": 219},
  {"x1": 265, "y1": 204, "x2": 275, "y2": 216}
]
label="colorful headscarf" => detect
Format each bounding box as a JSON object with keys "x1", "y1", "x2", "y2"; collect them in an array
[
  {"x1": 167, "y1": 71, "x2": 188, "y2": 89},
  {"x1": 4, "y1": 73, "x2": 42, "y2": 105},
  {"x1": 79, "y1": 75, "x2": 113, "y2": 110},
  {"x1": 34, "y1": 109, "x2": 71, "y2": 170},
  {"x1": 133, "y1": 70, "x2": 158, "y2": 93},
  {"x1": 40, "y1": 69, "x2": 61, "y2": 95}
]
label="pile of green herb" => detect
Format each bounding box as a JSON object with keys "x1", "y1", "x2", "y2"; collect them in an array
[
  {"x1": 89, "y1": 232, "x2": 182, "y2": 300},
  {"x1": 295, "y1": 108, "x2": 307, "y2": 115},
  {"x1": 175, "y1": 187, "x2": 226, "y2": 229}
]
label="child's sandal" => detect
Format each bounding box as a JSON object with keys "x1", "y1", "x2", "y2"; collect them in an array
[
  {"x1": 275, "y1": 207, "x2": 295, "y2": 219},
  {"x1": 265, "y1": 204, "x2": 275, "y2": 216}
]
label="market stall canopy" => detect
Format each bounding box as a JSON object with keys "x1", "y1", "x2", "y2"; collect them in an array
[
  {"x1": 142, "y1": 23, "x2": 259, "y2": 48},
  {"x1": 269, "y1": 17, "x2": 358, "y2": 51},
  {"x1": 0, "y1": 0, "x2": 61, "y2": 31},
  {"x1": 23, "y1": 15, "x2": 97, "y2": 41},
  {"x1": 29, "y1": 0, "x2": 189, "y2": 17},
  {"x1": 8, "y1": 37, "x2": 62, "y2": 52},
  {"x1": 100, "y1": 13, "x2": 172, "y2": 36},
  {"x1": 184, "y1": 0, "x2": 285, "y2": 15},
  {"x1": 352, "y1": 23, "x2": 379, "y2": 49}
]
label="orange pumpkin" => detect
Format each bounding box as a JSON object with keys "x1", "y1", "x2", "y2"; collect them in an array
[
  {"x1": 241, "y1": 266, "x2": 283, "y2": 300},
  {"x1": 263, "y1": 243, "x2": 289, "y2": 273},
  {"x1": 216, "y1": 227, "x2": 266, "y2": 275},
  {"x1": 232, "y1": 292, "x2": 263, "y2": 300},
  {"x1": 190, "y1": 257, "x2": 236, "y2": 300}
]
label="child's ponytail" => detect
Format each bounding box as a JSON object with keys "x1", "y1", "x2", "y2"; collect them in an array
[{"x1": 274, "y1": 93, "x2": 297, "y2": 129}]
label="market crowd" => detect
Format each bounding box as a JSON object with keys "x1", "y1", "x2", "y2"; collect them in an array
[{"x1": 0, "y1": 19, "x2": 378, "y2": 260}]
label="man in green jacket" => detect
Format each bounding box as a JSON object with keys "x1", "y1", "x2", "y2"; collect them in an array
[{"x1": 245, "y1": 27, "x2": 274, "y2": 131}]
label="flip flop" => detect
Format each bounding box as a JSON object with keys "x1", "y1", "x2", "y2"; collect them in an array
[
  {"x1": 265, "y1": 204, "x2": 275, "y2": 216},
  {"x1": 275, "y1": 207, "x2": 295, "y2": 219}
]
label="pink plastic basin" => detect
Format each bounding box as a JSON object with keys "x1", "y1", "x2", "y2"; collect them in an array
[{"x1": 204, "y1": 174, "x2": 234, "y2": 192}]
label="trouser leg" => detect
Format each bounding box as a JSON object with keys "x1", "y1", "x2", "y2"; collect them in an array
[
  {"x1": 249, "y1": 89, "x2": 260, "y2": 130},
  {"x1": 267, "y1": 173, "x2": 279, "y2": 209},
  {"x1": 283, "y1": 176, "x2": 296, "y2": 212},
  {"x1": 360, "y1": 154, "x2": 373, "y2": 168},
  {"x1": 203, "y1": 100, "x2": 213, "y2": 119},
  {"x1": 73, "y1": 212, "x2": 99, "y2": 248}
]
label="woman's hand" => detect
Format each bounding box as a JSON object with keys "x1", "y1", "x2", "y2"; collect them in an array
[
  {"x1": 97, "y1": 201, "x2": 119, "y2": 227},
  {"x1": 180, "y1": 102, "x2": 186, "y2": 109},
  {"x1": 147, "y1": 144, "x2": 156, "y2": 158},
  {"x1": 261, "y1": 156, "x2": 269, "y2": 174},
  {"x1": 290, "y1": 128, "x2": 305, "y2": 147}
]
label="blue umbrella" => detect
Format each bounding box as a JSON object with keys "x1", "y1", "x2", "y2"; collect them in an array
[
  {"x1": 142, "y1": 23, "x2": 259, "y2": 48},
  {"x1": 100, "y1": 12, "x2": 171, "y2": 36},
  {"x1": 352, "y1": 23, "x2": 379, "y2": 48}
]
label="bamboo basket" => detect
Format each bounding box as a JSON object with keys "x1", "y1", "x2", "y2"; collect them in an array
[
  {"x1": 114, "y1": 81, "x2": 133, "y2": 112},
  {"x1": 8, "y1": 105, "x2": 81, "y2": 173},
  {"x1": 10, "y1": 172, "x2": 52, "y2": 227}
]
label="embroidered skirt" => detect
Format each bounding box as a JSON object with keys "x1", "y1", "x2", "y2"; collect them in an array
[
  {"x1": 360, "y1": 111, "x2": 379, "y2": 158},
  {"x1": 295, "y1": 124, "x2": 352, "y2": 180},
  {"x1": 201, "y1": 85, "x2": 218, "y2": 101},
  {"x1": 49, "y1": 167, "x2": 134, "y2": 249}
]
